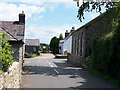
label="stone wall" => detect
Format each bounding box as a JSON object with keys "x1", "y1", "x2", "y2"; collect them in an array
[
  {"x1": 0, "y1": 62, "x2": 20, "y2": 89},
  {"x1": 10, "y1": 41, "x2": 24, "y2": 76},
  {"x1": 67, "y1": 53, "x2": 87, "y2": 68},
  {"x1": 68, "y1": 9, "x2": 118, "y2": 67}
]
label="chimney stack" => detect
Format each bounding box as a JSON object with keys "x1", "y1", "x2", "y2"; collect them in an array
[
  {"x1": 70, "y1": 27, "x2": 75, "y2": 33},
  {"x1": 65, "y1": 30, "x2": 69, "y2": 38},
  {"x1": 19, "y1": 11, "x2": 25, "y2": 24}
]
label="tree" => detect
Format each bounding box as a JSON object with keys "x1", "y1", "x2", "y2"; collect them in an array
[
  {"x1": 49, "y1": 37, "x2": 59, "y2": 54},
  {"x1": 40, "y1": 43, "x2": 50, "y2": 53},
  {"x1": 59, "y1": 33, "x2": 63, "y2": 40},
  {"x1": 77, "y1": 0, "x2": 119, "y2": 22},
  {"x1": 0, "y1": 32, "x2": 13, "y2": 71}
]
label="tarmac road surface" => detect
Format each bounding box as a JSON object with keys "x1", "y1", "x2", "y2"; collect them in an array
[{"x1": 20, "y1": 53, "x2": 118, "y2": 89}]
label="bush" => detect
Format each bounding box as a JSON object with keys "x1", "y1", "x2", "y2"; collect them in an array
[
  {"x1": 24, "y1": 53, "x2": 31, "y2": 58},
  {"x1": 31, "y1": 53, "x2": 37, "y2": 58},
  {"x1": 0, "y1": 32, "x2": 14, "y2": 72},
  {"x1": 0, "y1": 70, "x2": 4, "y2": 75},
  {"x1": 87, "y1": 33, "x2": 112, "y2": 70},
  {"x1": 24, "y1": 53, "x2": 38, "y2": 58},
  {"x1": 86, "y1": 4, "x2": 120, "y2": 79},
  {"x1": 86, "y1": 20, "x2": 120, "y2": 80}
]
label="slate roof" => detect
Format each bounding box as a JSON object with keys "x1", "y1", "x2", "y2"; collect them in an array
[
  {"x1": 0, "y1": 21, "x2": 25, "y2": 41},
  {"x1": 25, "y1": 39, "x2": 40, "y2": 46}
]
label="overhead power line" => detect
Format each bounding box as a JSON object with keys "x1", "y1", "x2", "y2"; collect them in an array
[{"x1": 26, "y1": 0, "x2": 48, "y2": 22}]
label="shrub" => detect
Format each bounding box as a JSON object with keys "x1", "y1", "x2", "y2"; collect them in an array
[
  {"x1": 86, "y1": 3, "x2": 120, "y2": 79},
  {"x1": 24, "y1": 52, "x2": 31, "y2": 58},
  {"x1": 0, "y1": 70, "x2": 4, "y2": 75},
  {"x1": 86, "y1": 15, "x2": 120, "y2": 79},
  {"x1": 24, "y1": 52, "x2": 38, "y2": 58},
  {"x1": 31, "y1": 53, "x2": 37, "y2": 58},
  {"x1": 0, "y1": 32, "x2": 14, "y2": 72}
]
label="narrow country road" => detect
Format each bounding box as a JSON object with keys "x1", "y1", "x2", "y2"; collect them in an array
[{"x1": 21, "y1": 53, "x2": 117, "y2": 88}]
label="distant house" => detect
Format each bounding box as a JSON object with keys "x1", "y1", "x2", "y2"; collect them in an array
[
  {"x1": 59, "y1": 40, "x2": 64, "y2": 54},
  {"x1": 0, "y1": 11, "x2": 25, "y2": 70},
  {"x1": 63, "y1": 27, "x2": 75, "y2": 54},
  {"x1": 63, "y1": 35, "x2": 72, "y2": 55},
  {"x1": 68, "y1": 9, "x2": 118, "y2": 67},
  {"x1": 59, "y1": 27, "x2": 74, "y2": 55},
  {"x1": 25, "y1": 39, "x2": 40, "y2": 54}
]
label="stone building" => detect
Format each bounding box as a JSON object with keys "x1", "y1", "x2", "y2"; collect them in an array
[
  {"x1": 0, "y1": 11, "x2": 25, "y2": 70},
  {"x1": 68, "y1": 9, "x2": 118, "y2": 67},
  {"x1": 25, "y1": 39, "x2": 40, "y2": 54}
]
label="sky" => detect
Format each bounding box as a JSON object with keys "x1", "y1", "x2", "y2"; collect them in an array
[{"x1": 0, "y1": 0, "x2": 102, "y2": 44}]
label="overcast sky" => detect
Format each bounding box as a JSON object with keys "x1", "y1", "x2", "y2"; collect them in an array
[{"x1": 0, "y1": 0, "x2": 101, "y2": 44}]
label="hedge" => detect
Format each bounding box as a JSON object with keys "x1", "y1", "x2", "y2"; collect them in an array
[
  {"x1": 0, "y1": 32, "x2": 13, "y2": 72},
  {"x1": 86, "y1": 3, "x2": 120, "y2": 79}
]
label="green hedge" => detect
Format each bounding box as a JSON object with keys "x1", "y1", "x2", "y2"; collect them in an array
[
  {"x1": 0, "y1": 32, "x2": 14, "y2": 72},
  {"x1": 24, "y1": 52, "x2": 38, "y2": 58},
  {"x1": 86, "y1": 3, "x2": 120, "y2": 80}
]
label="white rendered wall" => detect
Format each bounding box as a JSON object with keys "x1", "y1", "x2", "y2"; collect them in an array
[{"x1": 63, "y1": 36, "x2": 72, "y2": 54}]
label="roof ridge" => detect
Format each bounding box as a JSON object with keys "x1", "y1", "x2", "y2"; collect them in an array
[{"x1": 1, "y1": 27, "x2": 18, "y2": 41}]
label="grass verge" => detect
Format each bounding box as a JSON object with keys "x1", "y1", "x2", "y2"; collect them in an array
[
  {"x1": 90, "y1": 69, "x2": 120, "y2": 87},
  {"x1": 0, "y1": 70, "x2": 4, "y2": 75},
  {"x1": 55, "y1": 54, "x2": 67, "y2": 59},
  {"x1": 24, "y1": 53, "x2": 39, "y2": 58}
]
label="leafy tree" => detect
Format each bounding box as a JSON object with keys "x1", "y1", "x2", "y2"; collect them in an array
[
  {"x1": 50, "y1": 37, "x2": 59, "y2": 54},
  {"x1": 40, "y1": 43, "x2": 50, "y2": 53},
  {"x1": 77, "y1": 0, "x2": 119, "y2": 22},
  {"x1": 59, "y1": 33, "x2": 63, "y2": 40},
  {"x1": 0, "y1": 32, "x2": 13, "y2": 71}
]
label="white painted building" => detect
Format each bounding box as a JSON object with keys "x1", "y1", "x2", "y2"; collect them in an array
[
  {"x1": 59, "y1": 40, "x2": 65, "y2": 54},
  {"x1": 63, "y1": 27, "x2": 75, "y2": 54},
  {"x1": 63, "y1": 35, "x2": 72, "y2": 54},
  {"x1": 59, "y1": 27, "x2": 75, "y2": 54}
]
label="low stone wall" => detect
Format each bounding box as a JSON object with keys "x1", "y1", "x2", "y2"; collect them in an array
[
  {"x1": 67, "y1": 53, "x2": 87, "y2": 68},
  {"x1": 0, "y1": 62, "x2": 20, "y2": 89}
]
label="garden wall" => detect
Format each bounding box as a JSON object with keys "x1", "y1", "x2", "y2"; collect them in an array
[{"x1": 0, "y1": 62, "x2": 20, "y2": 89}]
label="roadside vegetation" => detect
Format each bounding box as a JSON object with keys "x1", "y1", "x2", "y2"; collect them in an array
[
  {"x1": 0, "y1": 32, "x2": 14, "y2": 72},
  {"x1": 50, "y1": 33, "x2": 63, "y2": 54},
  {"x1": 85, "y1": 2, "x2": 120, "y2": 86},
  {"x1": 55, "y1": 54, "x2": 67, "y2": 59},
  {"x1": 0, "y1": 70, "x2": 4, "y2": 75},
  {"x1": 39, "y1": 43, "x2": 50, "y2": 53},
  {"x1": 24, "y1": 53, "x2": 39, "y2": 58}
]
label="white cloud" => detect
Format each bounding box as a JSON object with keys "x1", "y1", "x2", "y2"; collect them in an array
[
  {"x1": 0, "y1": 1, "x2": 76, "y2": 21},
  {"x1": 25, "y1": 24, "x2": 80, "y2": 44},
  {"x1": 0, "y1": 3, "x2": 19, "y2": 21},
  {"x1": 3, "y1": 0, "x2": 75, "y2": 3},
  {"x1": 90, "y1": 13, "x2": 100, "y2": 20},
  {"x1": 48, "y1": 0, "x2": 74, "y2": 2},
  {"x1": 0, "y1": 3, "x2": 45, "y2": 21},
  {"x1": 38, "y1": 15, "x2": 44, "y2": 19},
  {"x1": 0, "y1": 0, "x2": 77, "y2": 20},
  {"x1": 0, "y1": 1, "x2": 84, "y2": 44},
  {"x1": 45, "y1": 3, "x2": 59, "y2": 12}
]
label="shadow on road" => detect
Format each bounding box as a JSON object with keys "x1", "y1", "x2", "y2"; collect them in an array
[
  {"x1": 22, "y1": 60, "x2": 117, "y2": 88},
  {"x1": 23, "y1": 61, "x2": 82, "y2": 77}
]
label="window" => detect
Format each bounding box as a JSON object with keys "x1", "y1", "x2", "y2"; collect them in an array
[{"x1": 33, "y1": 47, "x2": 36, "y2": 52}]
